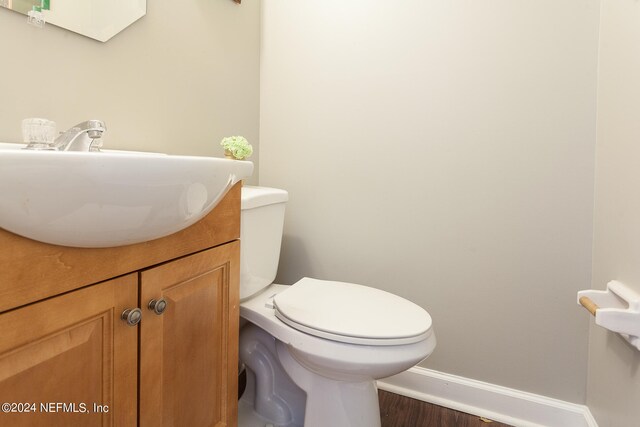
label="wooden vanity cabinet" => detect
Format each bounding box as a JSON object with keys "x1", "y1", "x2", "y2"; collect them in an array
[
  {"x1": 139, "y1": 242, "x2": 239, "y2": 427},
  {"x1": 0, "y1": 183, "x2": 241, "y2": 427},
  {"x1": 0, "y1": 274, "x2": 138, "y2": 427}
]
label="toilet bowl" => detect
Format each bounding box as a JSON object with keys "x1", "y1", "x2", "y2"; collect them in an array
[{"x1": 238, "y1": 187, "x2": 436, "y2": 427}]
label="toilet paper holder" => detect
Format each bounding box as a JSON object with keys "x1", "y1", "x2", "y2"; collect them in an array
[{"x1": 578, "y1": 280, "x2": 640, "y2": 351}]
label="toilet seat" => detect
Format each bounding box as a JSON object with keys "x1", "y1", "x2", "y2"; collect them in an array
[{"x1": 273, "y1": 277, "x2": 432, "y2": 346}]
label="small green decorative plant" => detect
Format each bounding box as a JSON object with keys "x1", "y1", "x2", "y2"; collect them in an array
[{"x1": 220, "y1": 136, "x2": 253, "y2": 160}]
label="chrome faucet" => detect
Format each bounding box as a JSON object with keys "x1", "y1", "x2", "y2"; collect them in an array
[{"x1": 53, "y1": 120, "x2": 106, "y2": 152}]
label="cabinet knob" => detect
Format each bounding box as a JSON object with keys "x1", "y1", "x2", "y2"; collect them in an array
[
  {"x1": 148, "y1": 298, "x2": 168, "y2": 315},
  {"x1": 121, "y1": 308, "x2": 142, "y2": 326}
]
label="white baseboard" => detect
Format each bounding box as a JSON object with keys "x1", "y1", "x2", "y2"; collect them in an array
[{"x1": 377, "y1": 367, "x2": 598, "y2": 427}]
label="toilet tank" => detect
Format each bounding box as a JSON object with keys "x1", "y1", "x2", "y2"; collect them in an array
[{"x1": 240, "y1": 186, "x2": 289, "y2": 300}]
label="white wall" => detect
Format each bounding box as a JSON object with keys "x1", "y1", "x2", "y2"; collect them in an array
[
  {"x1": 260, "y1": 0, "x2": 600, "y2": 402},
  {"x1": 0, "y1": 0, "x2": 261, "y2": 182},
  {"x1": 588, "y1": 1, "x2": 640, "y2": 425}
]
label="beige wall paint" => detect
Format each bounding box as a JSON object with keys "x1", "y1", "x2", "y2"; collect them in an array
[
  {"x1": 9, "y1": 0, "x2": 640, "y2": 416},
  {"x1": 588, "y1": 1, "x2": 640, "y2": 425},
  {"x1": 0, "y1": 0, "x2": 260, "y2": 183},
  {"x1": 260, "y1": 0, "x2": 599, "y2": 402}
]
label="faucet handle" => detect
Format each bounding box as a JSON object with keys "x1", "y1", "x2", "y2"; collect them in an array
[{"x1": 22, "y1": 118, "x2": 57, "y2": 150}]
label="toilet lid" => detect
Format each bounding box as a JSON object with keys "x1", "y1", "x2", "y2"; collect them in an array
[{"x1": 273, "y1": 277, "x2": 432, "y2": 346}]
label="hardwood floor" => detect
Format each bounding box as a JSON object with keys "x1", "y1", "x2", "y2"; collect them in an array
[{"x1": 379, "y1": 390, "x2": 513, "y2": 427}]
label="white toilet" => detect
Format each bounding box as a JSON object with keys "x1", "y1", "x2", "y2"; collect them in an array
[{"x1": 238, "y1": 186, "x2": 436, "y2": 427}]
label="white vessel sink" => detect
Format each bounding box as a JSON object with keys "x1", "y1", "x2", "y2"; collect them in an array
[{"x1": 0, "y1": 143, "x2": 253, "y2": 248}]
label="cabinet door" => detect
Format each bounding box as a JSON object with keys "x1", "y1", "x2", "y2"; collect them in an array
[
  {"x1": 140, "y1": 242, "x2": 239, "y2": 427},
  {"x1": 0, "y1": 274, "x2": 138, "y2": 427}
]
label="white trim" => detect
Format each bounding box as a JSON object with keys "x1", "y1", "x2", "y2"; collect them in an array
[{"x1": 377, "y1": 367, "x2": 598, "y2": 427}]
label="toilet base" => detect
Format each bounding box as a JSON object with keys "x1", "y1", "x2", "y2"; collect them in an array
[
  {"x1": 239, "y1": 396, "x2": 286, "y2": 427},
  {"x1": 240, "y1": 324, "x2": 306, "y2": 427},
  {"x1": 240, "y1": 323, "x2": 383, "y2": 427},
  {"x1": 277, "y1": 340, "x2": 381, "y2": 427}
]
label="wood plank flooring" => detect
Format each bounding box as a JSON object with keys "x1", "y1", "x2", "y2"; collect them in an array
[{"x1": 379, "y1": 390, "x2": 513, "y2": 427}]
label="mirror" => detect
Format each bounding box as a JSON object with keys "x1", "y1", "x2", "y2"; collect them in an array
[{"x1": 0, "y1": 0, "x2": 146, "y2": 42}]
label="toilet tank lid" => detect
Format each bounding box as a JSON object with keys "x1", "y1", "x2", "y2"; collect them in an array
[{"x1": 241, "y1": 186, "x2": 289, "y2": 210}]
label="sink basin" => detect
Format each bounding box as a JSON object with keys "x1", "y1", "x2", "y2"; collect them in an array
[{"x1": 0, "y1": 143, "x2": 253, "y2": 247}]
